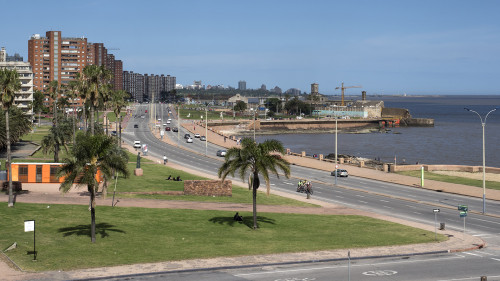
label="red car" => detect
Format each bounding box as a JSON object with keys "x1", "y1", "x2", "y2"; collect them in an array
[{"x1": 165, "y1": 127, "x2": 171, "y2": 131}]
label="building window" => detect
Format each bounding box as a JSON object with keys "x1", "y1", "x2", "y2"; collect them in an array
[
  {"x1": 18, "y1": 165, "x2": 29, "y2": 182},
  {"x1": 50, "y1": 166, "x2": 59, "y2": 183}
]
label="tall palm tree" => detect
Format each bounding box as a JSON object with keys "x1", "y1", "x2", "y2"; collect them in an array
[
  {"x1": 48, "y1": 80, "x2": 59, "y2": 127},
  {"x1": 58, "y1": 132, "x2": 129, "y2": 243},
  {"x1": 0, "y1": 68, "x2": 21, "y2": 207},
  {"x1": 108, "y1": 90, "x2": 129, "y2": 146},
  {"x1": 32, "y1": 90, "x2": 45, "y2": 127},
  {"x1": 65, "y1": 81, "x2": 80, "y2": 144},
  {"x1": 41, "y1": 119, "x2": 72, "y2": 162},
  {"x1": 80, "y1": 65, "x2": 112, "y2": 135},
  {"x1": 218, "y1": 138, "x2": 290, "y2": 229}
]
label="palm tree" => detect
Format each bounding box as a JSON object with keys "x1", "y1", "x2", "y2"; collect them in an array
[
  {"x1": 32, "y1": 90, "x2": 45, "y2": 127},
  {"x1": 0, "y1": 68, "x2": 21, "y2": 207},
  {"x1": 80, "y1": 65, "x2": 112, "y2": 135},
  {"x1": 108, "y1": 90, "x2": 129, "y2": 146},
  {"x1": 65, "y1": 81, "x2": 80, "y2": 144},
  {"x1": 41, "y1": 119, "x2": 72, "y2": 162},
  {"x1": 218, "y1": 138, "x2": 290, "y2": 229},
  {"x1": 58, "y1": 132, "x2": 129, "y2": 243},
  {"x1": 48, "y1": 80, "x2": 59, "y2": 127}
]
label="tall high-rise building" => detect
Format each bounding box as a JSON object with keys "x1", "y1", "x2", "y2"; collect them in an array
[
  {"x1": 0, "y1": 47, "x2": 34, "y2": 117},
  {"x1": 238, "y1": 80, "x2": 246, "y2": 90},
  {"x1": 123, "y1": 71, "x2": 176, "y2": 102},
  {"x1": 28, "y1": 31, "x2": 88, "y2": 91}
]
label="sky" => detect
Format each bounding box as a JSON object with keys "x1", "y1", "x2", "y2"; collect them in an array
[{"x1": 1, "y1": 0, "x2": 500, "y2": 95}]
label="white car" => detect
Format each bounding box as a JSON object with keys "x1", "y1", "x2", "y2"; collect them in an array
[
  {"x1": 166, "y1": 120, "x2": 171, "y2": 124},
  {"x1": 133, "y1": 140, "x2": 141, "y2": 148},
  {"x1": 194, "y1": 133, "x2": 200, "y2": 138},
  {"x1": 167, "y1": 118, "x2": 172, "y2": 122},
  {"x1": 186, "y1": 137, "x2": 193, "y2": 143}
]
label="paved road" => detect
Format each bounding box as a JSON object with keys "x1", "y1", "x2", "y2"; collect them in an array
[{"x1": 119, "y1": 103, "x2": 500, "y2": 280}]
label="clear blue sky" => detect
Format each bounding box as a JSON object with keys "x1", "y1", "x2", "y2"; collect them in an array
[{"x1": 1, "y1": 0, "x2": 500, "y2": 95}]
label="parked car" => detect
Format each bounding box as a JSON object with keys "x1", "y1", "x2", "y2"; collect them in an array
[
  {"x1": 172, "y1": 127, "x2": 178, "y2": 132},
  {"x1": 216, "y1": 150, "x2": 227, "y2": 157},
  {"x1": 134, "y1": 124, "x2": 139, "y2": 128},
  {"x1": 331, "y1": 169, "x2": 348, "y2": 177},
  {"x1": 165, "y1": 127, "x2": 171, "y2": 131},
  {"x1": 133, "y1": 140, "x2": 141, "y2": 148},
  {"x1": 186, "y1": 137, "x2": 193, "y2": 143},
  {"x1": 194, "y1": 133, "x2": 201, "y2": 138},
  {"x1": 184, "y1": 134, "x2": 191, "y2": 139},
  {"x1": 200, "y1": 136, "x2": 206, "y2": 141},
  {"x1": 111, "y1": 131, "x2": 117, "y2": 136}
]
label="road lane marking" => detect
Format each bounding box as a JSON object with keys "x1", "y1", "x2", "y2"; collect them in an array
[
  {"x1": 358, "y1": 200, "x2": 368, "y2": 204},
  {"x1": 380, "y1": 199, "x2": 390, "y2": 203},
  {"x1": 491, "y1": 258, "x2": 500, "y2": 262}
]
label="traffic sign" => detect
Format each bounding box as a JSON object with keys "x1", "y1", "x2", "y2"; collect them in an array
[
  {"x1": 460, "y1": 211, "x2": 467, "y2": 217},
  {"x1": 458, "y1": 205, "x2": 468, "y2": 212}
]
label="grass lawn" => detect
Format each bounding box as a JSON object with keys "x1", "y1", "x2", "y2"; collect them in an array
[
  {"x1": 113, "y1": 162, "x2": 316, "y2": 207},
  {"x1": 0, "y1": 203, "x2": 445, "y2": 272},
  {"x1": 397, "y1": 170, "x2": 500, "y2": 191}
]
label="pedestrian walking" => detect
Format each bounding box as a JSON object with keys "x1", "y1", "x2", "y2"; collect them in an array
[{"x1": 163, "y1": 155, "x2": 168, "y2": 165}]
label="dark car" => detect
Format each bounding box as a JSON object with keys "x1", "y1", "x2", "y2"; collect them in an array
[
  {"x1": 184, "y1": 134, "x2": 191, "y2": 139},
  {"x1": 172, "y1": 127, "x2": 178, "y2": 132},
  {"x1": 134, "y1": 124, "x2": 139, "y2": 128},
  {"x1": 216, "y1": 150, "x2": 227, "y2": 157},
  {"x1": 165, "y1": 127, "x2": 171, "y2": 131}
]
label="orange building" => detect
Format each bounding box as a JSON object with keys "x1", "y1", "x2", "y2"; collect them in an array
[{"x1": 8, "y1": 162, "x2": 102, "y2": 184}]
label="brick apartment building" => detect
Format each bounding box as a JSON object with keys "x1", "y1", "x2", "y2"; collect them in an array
[{"x1": 28, "y1": 31, "x2": 123, "y2": 108}]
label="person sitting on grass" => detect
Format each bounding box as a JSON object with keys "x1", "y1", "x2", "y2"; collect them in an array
[{"x1": 167, "y1": 175, "x2": 172, "y2": 180}]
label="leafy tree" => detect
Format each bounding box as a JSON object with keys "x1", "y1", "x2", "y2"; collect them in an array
[
  {"x1": 41, "y1": 119, "x2": 73, "y2": 162},
  {"x1": 218, "y1": 138, "x2": 290, "y2": 229},
  {"x1": 0, "y1": 68, "x2": 21, "y2": 207},
  {"x1": 58, "y1": 132, "x2": 129, "y2": 243},
  {"x1": 32, "y1": 90, "x2": 46, "y2": 126},
  {"x1": 0, "y1": 107, "x2": 33, "y2": 149},
  {"x1": 233, "y1": 100, "x2": 247, "y2": 112},
  {"x1": 284, "y1": 97, "x2": 311, "y2": 115},
  {"x1": 265, "y1": 98, "x2": 281, "y2": 113}
]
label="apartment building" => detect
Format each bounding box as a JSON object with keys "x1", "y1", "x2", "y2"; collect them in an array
[
  {"x1": 0, "y1": 48, "x2": 34, "y2": 117},
  {"x1": 123, "y1": 71, "x2": 175, "y2": 102}
]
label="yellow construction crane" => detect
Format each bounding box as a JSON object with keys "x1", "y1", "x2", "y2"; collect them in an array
[{"x1": 335, "y1": 82, "x2": 362, "y2": 106}]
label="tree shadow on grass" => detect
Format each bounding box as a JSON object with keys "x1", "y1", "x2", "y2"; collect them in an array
[
  {"x1": 209, "y1": 215, "x2": 276, "y2": 229},
  {"x1": 58, "y1": 223, "x2": 125, "y2": 238}
]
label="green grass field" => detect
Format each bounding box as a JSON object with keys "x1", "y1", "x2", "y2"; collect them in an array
[
  {"x1": 0, "y1": 203, "x2": 445, "y2": 272},
  {"x1": 397, "y1": 170, "x2": 500, "y2": 191}
]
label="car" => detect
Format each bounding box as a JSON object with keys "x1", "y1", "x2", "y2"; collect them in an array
[
  {"x1": 194, "y1": 133, "x2": 200, "y2": 138},
  {"x1": 216, "y1": 150, "x2": 227, "y2": 157},
  {"x1": 184, "y1": 134, "x2": 191, "y2": 139},
  {"x1": 172, "y1": 127, "x2": 178, "y2": 132},
  {"x1": 200, "y1": 136, "x2": 206, "y2": 141},
  {"x1": 141, "y1": 115, "x2": 145, "y2": 118},
  {"x1": 163, "y1": 123, "x2": 168, "y2": 127},
  {"x1": 157, "y1": 118, "x2": 161, "y2": 121},
  {"x1": 167, "y1": 118, "x2": 172, "y2": 122},
  {"x1": 186, "y1": 137, "x2": 193, "y2": 143},
  {"x1": 165, "y1": 127, "x2": 171, "y2": 131},
  {"x1": 111, "y1": 131, "x2": 117, "y2": 136},
  {"x1": 133, "y1": 140, "x2": 141, "y2": 148},
  {"x1": 166, "y1": 120, "x2": 171, "y2": 124},
  {"x1": 134, "y1": 124, "x2": 139, "y2": 128},
  {"x1": 331, "y1": 169, "x2": 348, "y2": 177}
]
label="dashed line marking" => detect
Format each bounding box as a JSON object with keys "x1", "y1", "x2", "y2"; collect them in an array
[{"x1": 358, "y1": 200, "x2": 368, "y2": 204}]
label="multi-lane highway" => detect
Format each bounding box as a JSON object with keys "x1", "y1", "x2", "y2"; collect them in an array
[{"x1": 117, "y1": 103, "x2": 500, "y2": 280}]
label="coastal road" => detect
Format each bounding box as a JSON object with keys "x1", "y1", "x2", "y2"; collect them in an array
[{"x1": 120, "y1": 103, "x2": 500, "y2": 279}]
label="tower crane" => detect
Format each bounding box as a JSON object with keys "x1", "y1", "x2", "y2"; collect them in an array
[{"x1": 335, "y1": 82, "x2": 362, "y2": 106}]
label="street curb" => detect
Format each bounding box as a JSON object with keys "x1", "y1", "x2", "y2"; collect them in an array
[{"x1": 72, "y1": 250, "x2": 453, "y2": 281}]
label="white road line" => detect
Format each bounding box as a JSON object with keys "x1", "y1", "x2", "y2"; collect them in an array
[
  {"x1": 383, "y1": 205, "x2": 393, "y2": 209},
  {"x1": 463, "y1": 252, "x2": 482, "y2": 257},
  {"x1": 358, "y1": 200, "x2": 368, "y2": 204},
  {"x1": 355, "y1": 194, "x2": 365, "y2": 198},
  {"x1": 406, "y1": 205, "x2": 418, "y2": 209},
  {"x1": 380, "y1": 199, "x2": 390, "y2": 203},
  {"x1": 491, "y1": 258, "x2": 500, "y2": 262},
  {"x1": 413, "y1": 212, "x2": 422, "y2": 215},
  {"x1": 337, "y1": 196, "x2": 344, "y2": 198}
]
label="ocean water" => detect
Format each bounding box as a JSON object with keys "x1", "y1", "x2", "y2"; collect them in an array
[{"x1": 256, "y1": 95, "x2": 500, "y2": 168}]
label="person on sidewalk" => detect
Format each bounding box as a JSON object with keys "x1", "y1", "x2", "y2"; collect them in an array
[{"x1": 163, "y1": 155, "x2": 168, "y2": 165}]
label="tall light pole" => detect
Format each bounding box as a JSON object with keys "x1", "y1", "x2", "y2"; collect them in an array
[
  {"x1": 335, "y1": 115, "x2": 338, "y2": 185},
  {"x1": 465, "y1": 107, "x2": 497, "y2": 214},
  {"x1": 205, "y1": 106, "x2": 208, "y2": 155}
]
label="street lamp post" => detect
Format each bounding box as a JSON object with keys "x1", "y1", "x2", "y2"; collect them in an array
[
  {"x1": 205, "y1": 106, "x2": 208, "y2": 156},
  {"x1": 464, "y1": 107, "x2": 497, "y2": 214},
  {"x1": 335, "y1": 115, "x2": 338, "y2": 185}
]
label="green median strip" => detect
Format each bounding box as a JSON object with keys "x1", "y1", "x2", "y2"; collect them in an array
[
  {"x1": 397, "y1": 170, "x2": 500, "y2": 191},
  {"x1": 1, "y1": 203, "x2": 446, "y2": 272}
]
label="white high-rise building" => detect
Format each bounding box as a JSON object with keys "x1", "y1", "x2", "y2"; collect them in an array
[{"x1": 0, "y1": 48, "x2": 34, "y2": 117}]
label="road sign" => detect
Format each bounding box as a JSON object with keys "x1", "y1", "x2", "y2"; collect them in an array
[
  {"x1": 460, "y1": 211, "x2": 467, "y2": 217},
  {"x1": 458, "y1": 205, "x2": 468, "y2": 212}
]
